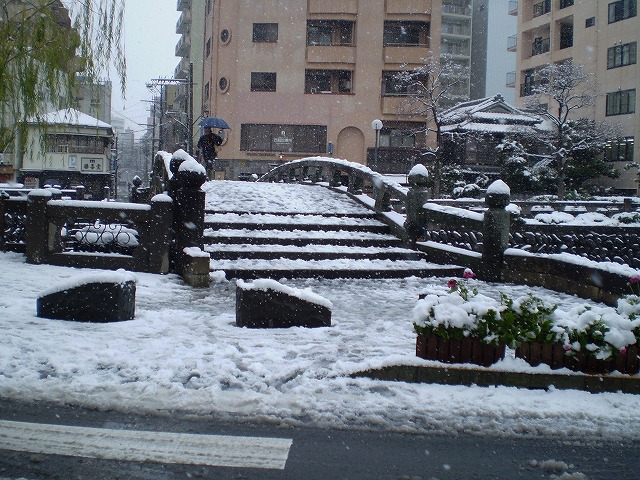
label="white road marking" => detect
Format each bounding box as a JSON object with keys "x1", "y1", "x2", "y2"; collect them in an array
[{"x1": 0, "y1": 420, "x2": 292, "y2": 470}]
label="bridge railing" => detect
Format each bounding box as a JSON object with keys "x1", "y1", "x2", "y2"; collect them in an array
[
  {"x1": 260, "y1": 158, "x2": 638, "y2": 304},
  {"x1": 15, "y1": 190, "x2": 173, "y2": 273},
  {"x1": 258, "y1": 157, "x2": 409, "y2": 213}
]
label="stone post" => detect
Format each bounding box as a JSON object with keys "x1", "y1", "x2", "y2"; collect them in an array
[
  {"x1": 75, "y1": 185, "x2": 85, "y2": 200},
  {"x1": 481, "y1": 180, "x2": 511, "y2": 282},
  {"x1": 169, "y1": 155, "x2": 208, "y2": 284},
  {"x1": 26, "y1": 190, "x2": 52, "y2": 264},
  {"x1": 403, "y1": 165, "x2": 430, "y2": 245},
  {"x1": 330, "y1": 169, "x2": 342, "y2": 187},
  {"x1": 147, "y1": 194, "x2": 174, "y2": 274}
]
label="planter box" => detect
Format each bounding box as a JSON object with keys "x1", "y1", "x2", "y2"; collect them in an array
[
  {"x1": 416, "y1": 334, "x2": 505, "y2": 367},
  {"x1": 516, "y1": 342, "x2": 640, "y2": 375}
]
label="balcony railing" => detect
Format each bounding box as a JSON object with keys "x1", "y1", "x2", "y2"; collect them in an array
[
  {"x1": 533, "y1": 0, "x2": 551, "y2": 17},
  {"x1": 508, "y1": 0, "x2": 518, "y2": 15},
  {"x1": 506, "y1": 71, "x2": 516, "y2": 87},
  {"x1": 507, "y1": 34, "x2": 517, "y2": 51},
  {"x1": 531, "y1": 37, "x2": 550, "y2": 56}
]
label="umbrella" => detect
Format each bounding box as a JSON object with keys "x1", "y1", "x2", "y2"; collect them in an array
[{"x1": 199, "y1": 116, "x2": 230, "y2": 129}]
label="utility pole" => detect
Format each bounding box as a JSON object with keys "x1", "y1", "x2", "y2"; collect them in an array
[
  {"x1": 189, "y1": 62, "x2": 194, "y2": 155},
  {"x1": 147, "y1": 72, "x2": 194, "y2": 156}
]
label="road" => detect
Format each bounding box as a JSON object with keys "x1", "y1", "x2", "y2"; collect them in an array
[{"x1": 0, "y1": 399, "x2": 637, "y2": 479}]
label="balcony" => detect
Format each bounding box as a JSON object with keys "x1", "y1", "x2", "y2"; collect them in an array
[
  {"x1": 174, "y1": 57, "x2": 190, "y2": 79},
  {"x1": 442, "y1": 3, "x2": 471, "y2": 16},
  {"x1": 176, "y1": 10, "x2": 191, "y2": 34},
  {"x1": 177, "y1": 0, "x2": 190, "y2": 11},
  {"x1": 508, "y1": 0, "x2": 518, "y2": 15},
  {"x1": 506, "y1": 71, "x2": 516, "y2": 87},
  {"x1": 308, "y1": 0, "x2": 358, "y2": 14},
  {"x1": 384, "y1": 45, "x2": 431, "y2": 65},
  {"x1": 532, "y1": 0, "x2": 551, "y2": 17},
  {"x1": 441, "y1": 24, "x2": 471, "y2": 37},
  {"x1": 531, "y1": 37, "x2": 550, "y2": 56},
  {"x1": 175, "y1": 34, "x2": 191, "y2": 56},
  {"x1": 307, "y1": 45, "x2": 356, "y2": 64},
  {"x1": 386, "y1": 0, "x2": 432, "y2": 15},
  {"x1": 507, "y1": 34, "x2": 517, "y2": 51}
]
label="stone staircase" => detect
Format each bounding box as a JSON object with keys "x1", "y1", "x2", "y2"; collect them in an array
[{"x1": 203, "y1": 210, "x2": 462, "y2": 280}]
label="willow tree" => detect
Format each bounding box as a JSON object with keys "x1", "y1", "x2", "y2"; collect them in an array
[{"x1": 0, "y1": 0, "x2": 126, "y2": 155}]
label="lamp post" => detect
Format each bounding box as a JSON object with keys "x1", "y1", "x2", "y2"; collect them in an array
[{"x1": 371, "y1": 119, "x2": 382, "y2": 167}]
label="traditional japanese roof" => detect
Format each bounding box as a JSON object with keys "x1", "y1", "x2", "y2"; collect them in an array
[
  {"x1": 440, "y1": 94, "x2": 544, "y2": 135},
  {"x1": 30, "y1": 108, "x2": 113, "y2": 132}
]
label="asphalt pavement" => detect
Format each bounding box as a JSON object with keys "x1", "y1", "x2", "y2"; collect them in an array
[{"x1": 0, "y1": 398, "x2": 638, "y2": 480}]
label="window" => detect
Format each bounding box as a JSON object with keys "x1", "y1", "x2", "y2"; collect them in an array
[
  {"x1": 383, "y1": 21, "x2": 429, "y2": 46},
  {"x1": 608, "y1": 0, "x2": 637, "y2": 23},
  {"x1": 533, "y1": 0, "x2": 551, "y2": 17},
  {"x1": 251, "y1": 72, "x2": 276, "y2": 92},
  {"x1": 560, "y1": 0, "x2": 574, "y2": 8},
  {"x1": 204, "y1": 82, "x2": 210, "y2": 102},
  {"x1": 305, "y1": 70, "x2": 352, "y2": 94},
  {"x1": 606, "y1": 89, "x2": 636, "y2": 116},
  {"x1": 252, "y1": 23, "x2": 278, "y2": 43},
  {"x1": 206, "y1": 38, "x2": 211, "y2": 57},
  {"x1": 379, "y1": 124, "x2": 418, "y2": 148},
  {"x1": 381, "y1": 71, "x2": 425, "y2": 96},
  {"x1": 520, "y1": 69, "x2": 536, "y2": 97},
  {"x1": 559, "y1": 23, "x2": 573, "y2": 49},
  {"x1": 307, "y1": 20, "x2": 354, "y2": 46},
  {"x1": 607, "y1": 42, "x2": 637, "y2": 69},
  {"x1": 585, "y1": 16, "x2": 596, "y2": 27},
  {"x1": 240, "y1": 124, "x2": 327, "y2": 153},
  {"x1": 604, "y1": 137, "x2": 635, "y2": 162}
]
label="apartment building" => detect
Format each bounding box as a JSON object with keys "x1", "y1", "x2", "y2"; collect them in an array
[
  {"x1": 180, "y1": 0, "x2": 481, "y2": 179},
  {"x1": 173, "y1": 0, "x2": 206, "y2": 152},
  {"x1": 513, "y1": 0, "x2": 638, "y2": 194}
]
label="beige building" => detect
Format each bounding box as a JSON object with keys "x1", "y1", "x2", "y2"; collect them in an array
[
  {"x1": 188, "y1": 0, "x2": 478, "y2": 179},
  {"x1": 513, "y1": 0, "x2": 638, "y2": 194}
]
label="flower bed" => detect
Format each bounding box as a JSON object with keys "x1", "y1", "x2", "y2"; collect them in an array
[{"x1": 413, "y1": 270, "x2": 640, "y2": 374}]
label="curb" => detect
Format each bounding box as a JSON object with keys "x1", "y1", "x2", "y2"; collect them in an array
[{"x1": 352, "y1": 365, "x2": 640, "y2": 394}]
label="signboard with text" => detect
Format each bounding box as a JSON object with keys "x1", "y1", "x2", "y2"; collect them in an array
[{"x1": 81, "y1": 157, "x2": 103, "y2": 173}]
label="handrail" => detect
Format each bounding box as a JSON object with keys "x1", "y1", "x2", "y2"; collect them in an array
[{"x1": 258, "y1": 156, "x2": 409, "y2": 212}]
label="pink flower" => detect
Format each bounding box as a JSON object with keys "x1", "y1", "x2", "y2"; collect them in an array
[
  {"x1": 447, "y1": 279, "x2": 458, "y2": 289},
  {"x1": 629, "y1": 275, "x2": 640, "y2": 284},
  {"x1": 563, "y1": 344, "x2": 572, "y2": 351},
  {"x1": 463, "y1": 269, "x2": 476, "y2": 279},
  {"x1": 620, "y1": 347, "x2": 627, "y2": 356}
]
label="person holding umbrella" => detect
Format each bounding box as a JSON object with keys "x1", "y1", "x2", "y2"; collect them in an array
[{"x1": 197, "y1": 127, "x2": 223, "y2": 180}]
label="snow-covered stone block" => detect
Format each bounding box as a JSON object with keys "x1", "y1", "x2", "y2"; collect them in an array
[
  {"x1": 36, "y1": 271, "x2": 136, "y2": 322},
  {"x1": 236, "y1": 279, "x2": 332, "y2": 328}
]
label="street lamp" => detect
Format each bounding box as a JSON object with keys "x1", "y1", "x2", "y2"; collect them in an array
[{"x1": 371, "y1": 119, "x2": 383, "y2": 167}]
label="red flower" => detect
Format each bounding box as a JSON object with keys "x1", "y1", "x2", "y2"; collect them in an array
[
  {"x1": 463, "y1": 269, "x2": 475, "y2": 279},
  {"x1": 630, "y1": 275, "x2": 640, "y2": 284},
  {"x1": 447, "y1": 279, "x2": 458, "y2": 289}
]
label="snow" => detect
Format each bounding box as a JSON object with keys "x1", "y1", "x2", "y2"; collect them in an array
[
  {"x1": 237, "y1": 279, "x2": 333, "y2": 309},
  {"x1": 175, "y1": 149, "x2": 206, "y2": 175},
  {"x1": 31, "y1": 108, "x2": 112, "y2": 130},
  {"x1": 2, "y1": 179, "x2": 640, "y2": 441},
  {"x1": 2, "y1": 255, "x2": 640, "y2": 440},
  {"x1": 487, "y1": 179, "x2": 510, "y2": 195}
]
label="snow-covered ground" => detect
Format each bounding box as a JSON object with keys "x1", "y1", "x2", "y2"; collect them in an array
[{"x1": 1, "y1": 180, "x2": 639, "y2": 442}]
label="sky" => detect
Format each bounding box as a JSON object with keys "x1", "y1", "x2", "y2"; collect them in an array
[
  {"x1": 108, "y1": 1, "x2": 181, "y2": 135},
  {"x1": 2, "y1": 180, "x2": 640, "y2": 468}
]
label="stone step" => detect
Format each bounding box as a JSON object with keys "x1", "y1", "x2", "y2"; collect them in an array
[
  {"x1": 204, "y1": 212, "x2": 390, "y2": 233},
  {"x1": 205, "y1": 243, "x2": 426, "y2": 261},
  {"x1": 203, "y1": 228, "x2": 403, "y2": 247},
  {"x1": 210, "y1": 257, "x2": 463, "y2": 280}
]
